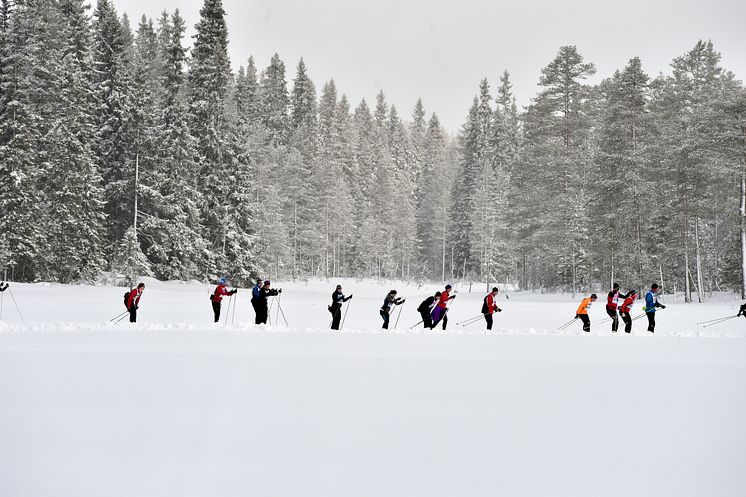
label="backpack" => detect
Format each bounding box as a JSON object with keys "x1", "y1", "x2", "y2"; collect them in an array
[{"x1": 123, "y1": 291, "x2": 130, "y2": 309}]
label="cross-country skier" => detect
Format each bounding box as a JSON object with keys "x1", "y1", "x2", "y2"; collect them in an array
[
  {"x1": 210, "y1": 277, "x2": 237, "y2": 323},
  {"x1": 380, "y1": 290, "x2": 405, "y2": 329},
  {"x1": 255, "y1": 280, "x2": 280, "y2": 325},
  {"x1": 329, "y1": 285, "x2": 352, "y2": 330},
  {"x1": 619, "y1": 289, "x2": 637, "y2": 334},
  {"x1": 606, "y1": 282, "x2": 629, "y2": 333},
  {"x1": 482, "y1": 287, "x2": 502, "y2": 330},
  {"x1": 417, "y1": 291, "x2": 441, "y2": 329},
  {"x1": 0, "y1": 281, "x2": 8, "y2": 292},
  {"x1": 251, "y1": 278, "x2": 263, "y2": 316},
  {"x1": 575, "y1": 293, "x2": 597, "y2": 333},
  {"x1": 738, "y1": 303, "x2": 746, "y2": 319},
  {"x1": 126, "y1": 282, "x2": 145, "y2": 323},
  {"x1": 644, "y1": 283, "x2": 665, "y2": 333},
  {"x1": 431, "y1": 284, "x2": 456, "y2": 330}
]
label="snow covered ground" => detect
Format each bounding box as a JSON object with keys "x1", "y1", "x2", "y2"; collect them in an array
[{"x1": 1, "y1": 278, "x2": 745, "y2": 496}]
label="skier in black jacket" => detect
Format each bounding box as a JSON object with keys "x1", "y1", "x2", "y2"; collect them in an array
[
  {"x1": 380, "y1": 290, "x2": 405, "y2": 329},
  {"x1": 737, "y1": 303, "x2": 746, "y2": 319},
  {"x1": 329, "y1": 285, "x2": 352, "y2": 330},
  {"x1": 0, "y1": 281, "x2": 8, "y2": 292},
  {"x1": 255, "y1": 280, "x2": 281, "y2": 325},
  {"x1": 417, "y1": 291, "x2": 441, "y2": 329}
]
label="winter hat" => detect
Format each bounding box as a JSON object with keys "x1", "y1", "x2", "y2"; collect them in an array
[
  {"x1": 651, "y1": 283, "x2": 659, "y2": 290},
  {"x1": 336, "y1": 285, "x2": 342, "y2": 290},
  {"x1": 590, "y1": 293, "x2": 597, "y2": 299},
  {"x1": 219, "y1": 277, "x2": 227, "y2": 285},
  {"x1": 435, "y1": 291, "x2": 442, "y2": 297},
  {"x1": 613, "y1": 282, "x2": 620, "y2": 289},
  {"x1": 492, "y1": 287, "x2": 499, "y2": 292},
  {"x1": 445, "y1": 284, "x2": 452, "y2": 290},
  {"x1": 264, "y1": 280, "x2": 271, "y2": 286},
  {"x1": 390, "y1": 290, "x2": 397, "y2": 295}
]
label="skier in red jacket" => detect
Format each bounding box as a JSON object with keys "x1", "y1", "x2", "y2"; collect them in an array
[
  {"x1": 210, "y1": 277, "x2": 237, "y2": 323},
  {"x1": 126, "y1": 282, "x2": 145, "y2": 323},
  {"x1": 482, "y1": 287, "x2": 502, "y2": 330},
  {"x1": 618, "y1": 289, "x2": 637, "y2": 334}
]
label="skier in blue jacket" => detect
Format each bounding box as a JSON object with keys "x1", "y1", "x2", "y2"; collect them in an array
[{"x1": 644, "y1": 283, "x2": 666, "y2": 333}]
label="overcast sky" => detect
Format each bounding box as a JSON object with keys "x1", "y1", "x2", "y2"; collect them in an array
[{"x1": 112, "y1": 0, "x2": 745, "y2": 132}]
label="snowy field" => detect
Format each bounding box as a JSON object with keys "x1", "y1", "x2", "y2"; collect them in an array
[{"x1": 1, "y1": 278, "x2": 745, "y2": 497}]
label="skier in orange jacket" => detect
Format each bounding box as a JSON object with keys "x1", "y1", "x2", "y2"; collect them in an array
[{"x1": 575, "y1": 293, "x2": 597, "y2": 333}]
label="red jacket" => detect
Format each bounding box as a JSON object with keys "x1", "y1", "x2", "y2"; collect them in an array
[
  {"x1": 127, "y1": 288, "x2": 142, "y2": 309},
  {"x1": 212, "y1": 284, "x2": 232, "y2": 303},
  {"x1": 483, "y1": 293, "x2": 499, "y2": 314},
  {"x1": 619, "y1": 293, "x2": 636, "y2": 313},
  {"x1": 437, "y1": 289, "x2": 450, "y2": 309}
]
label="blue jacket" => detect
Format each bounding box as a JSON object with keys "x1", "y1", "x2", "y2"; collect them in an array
[
  {"x1": 252, "y1": 284, "x2": 261, "y2": 301},
  {"x1": 645, "y1": 290, "x2": 658, "y2": 313}
]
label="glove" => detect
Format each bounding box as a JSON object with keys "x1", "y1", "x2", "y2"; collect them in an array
[
  {"x1": 574, "y1": 314, "x2": 579, "y2": 319},
  {"x1": 278, "y1": 288, "x2": 282, "y2": 294},
  {"x1": 660, "y1": 304, "x2": 666, "y2": 309},
  {"x1": 497, "y1": 308, "x2": 502, "y2": 312},
  {"x1": 231, "y1": 289, "x2": 238, "y2": 295}
]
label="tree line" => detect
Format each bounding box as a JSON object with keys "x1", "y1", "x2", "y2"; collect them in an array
[{"x1": 0, "y1": 0, "x2": 744, "y2": 301}]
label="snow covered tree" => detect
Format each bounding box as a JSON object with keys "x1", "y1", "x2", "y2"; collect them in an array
[{"x1": 258, "y1": 53, "x2": 289, "y2": 147}]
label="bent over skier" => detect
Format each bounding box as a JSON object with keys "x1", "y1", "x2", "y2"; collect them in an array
[
  {"x1": 575, "y1": 293, "x2": 597, "y2": 333},
  {"x1": 380, "y1": 290, "x2": 404, "y2": 329},
  {"x1": 211, "y1": 277, "x2": 237, "y2": 323},
  {"x1": 126, "y1": 282, "x2": 145, "y2": 323}
]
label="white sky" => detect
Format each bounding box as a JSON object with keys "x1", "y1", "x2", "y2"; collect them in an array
[{"x1": 113, "y1": 0, "x2": 746, "y2": 131}]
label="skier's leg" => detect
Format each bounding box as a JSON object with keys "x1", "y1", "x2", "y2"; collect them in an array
[
  {"x1": 129, "y1": 306, "x2": 137, "y2": 323},
  {"x1": 607, "y1": 308, "x2": 619, "y2": 332},
  {"x1": 622, "y1": 312, "x2": 632, "y2": 333},
  {"x1": 580, "y1": 314, "x2": 590, "y2": 332},
  {"x1": 485, "y1": 313, "x2": 493, "y2": 330},
  {"x1": 212, "y1": 301, "x2": 221, "y2": 323},
  {"x1": 442, "y1": 314, "x2": 448, "y2": 330},
  {"x1": 380, "y1": 310, "x2": 389, "y2": 329},
  {"x1": 647, "y1": 312, "x2": 655, "y2": 333},
  {"x1": 331, "y1": 310, "x2": 341, "y2": 330}
]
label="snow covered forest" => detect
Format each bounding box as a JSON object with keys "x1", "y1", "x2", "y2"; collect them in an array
[{"x1": 0, "y1": 0, "x2": 744, "y2": 299}]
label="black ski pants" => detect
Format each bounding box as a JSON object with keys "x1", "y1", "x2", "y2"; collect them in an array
[
  {"x1": 646, "y1": 312, "x2": 656, "y2": 332},
  {"x1": 579, "y1": 314, "x2": 590, "y2": 332},
  {"x1": 380, "y1": 309, "x2": 390, "y2": 329},
  {"x1": 620, "y1": 311, "x2": 632, "y2": 333},
  {"x1": 485, "y1": 313, "x2": 494, "y2": 330},
  {"x1": 330, "y1": 305, "x2": 342, "y2": 330},
  {"x1": 606, "y1": 307, "x2": 619, "y2": 332},
  {"x1": 128, "y1": 306, "x2": 138, "y2": 323},
  {"x1": 419, "y1": 310, "x2": 433, "y2": 329},
  {"x1": 256, "y1": 304, "x2": 268, "y2": 325},
  {"x1": 212, "y1": 301, "x2": 221, "y2": 323}
]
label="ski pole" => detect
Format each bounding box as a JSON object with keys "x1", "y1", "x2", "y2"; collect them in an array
[
  {"x1": 696, "y1": 315, "x2": 736, "y2": 325},
  {"x1": 555, "y1": 317, "x2": 576, "y2": 331},
  {"x1": 394, "y1": 302, "x2": 404, "y2": 328},
  {"x1": 275, "y1": 294, "x2": 282, "y2": 324},
  {"x1": 115, "y1": 312, "x2": 129, "y2": 323},
  {"x1": 109, "y1": 310, "x2": 129, "y2": 322},
  {"x1": 456, "y1": 314, "x2": 485, "y2": 326},
  {"x1": 277, "y1": 300, "x2": 289, "y2": 327},
  {"x1": 231, "y1": 292, "x2": 238, "y2": 327},
  {"x1": 223, "y1": 295, "x2": 232, "y2": 327},
  {"x1": 702, "y1": 316, "x2": 737, "y2": 328},
  {"x1": 409, "y1": 319, "x2": 423, "y2": 330},
  {"x1": 340, "y1": 299, "x2": 351, "y2": 331},
  {"x1": 7, "y1": 288, "x2": 25, "y2": 324}
]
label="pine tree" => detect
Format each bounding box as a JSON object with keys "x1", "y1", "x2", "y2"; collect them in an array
[
  {"x1": 259, "y1": 53, "x2": 289, "y2": 147},
  {"x1": 42, "y1": 0, "x2": 107, "y2": 282},
  {"x1": 0, "y1": 0, "x2": 56, "y2": 280},
  {"x1": 91, "y1": 0, "x2": 136, "y2": 256}
]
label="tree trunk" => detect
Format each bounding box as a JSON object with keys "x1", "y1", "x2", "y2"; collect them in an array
[
  {"x1": 695, "y1": 216, "x2": 704, "y2": 303},
  {"x1": 741, "y1": 173, "x2": 746, "y2": 299}
]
